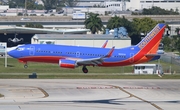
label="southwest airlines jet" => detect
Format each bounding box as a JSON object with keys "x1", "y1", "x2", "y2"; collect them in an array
[{"x1": 8, "y1": 23, "x2": 166, "y2": 73}]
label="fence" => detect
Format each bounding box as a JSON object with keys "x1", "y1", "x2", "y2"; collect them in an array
[{"x1": 160, "y1": 54, "x2": 180, "y2": 74}]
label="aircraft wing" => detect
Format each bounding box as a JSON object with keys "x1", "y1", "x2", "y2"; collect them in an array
[
  {"x1": 76, "y1": 46, "x2": 115, "y2": 66},
  {"x1": 77, "y1": 57, "x2": 104, "y2": 66}
]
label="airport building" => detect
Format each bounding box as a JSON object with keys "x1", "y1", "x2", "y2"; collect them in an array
[
  {"x1": 0, "y1": 26, "x2": 90, "y2": 47},
  {"x1": 2, "y1": 0, "x2": 179, "y2": 15},
  {"x1": 75, "y1": 0, "x2": 180, "y2": 12},
  {"x1": 0, "y1": 25, "x2": 131, "y2": 48},
  {"x1": 31, "y1": 34, "x2": 131, "y2": 48}
]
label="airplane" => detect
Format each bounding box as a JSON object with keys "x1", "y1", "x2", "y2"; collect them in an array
[
  {"x1": 8, "y1": 37, "x2": 23, "y2": 43},
  {"x1": 7, "y1": 23, "x2": 166, "y2": 73},
  {"x1": 8, "y1": 33, "x2": 24, "y2": 43}
]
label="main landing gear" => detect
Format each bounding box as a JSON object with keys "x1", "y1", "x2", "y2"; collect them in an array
[
  {"x1": 82, "y1": 66, "x2": 88, "y2": 74},
  {"x1": 24, "y1": 64, "x2": 28, "y2": 68}
]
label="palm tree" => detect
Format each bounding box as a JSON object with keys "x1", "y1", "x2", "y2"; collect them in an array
[
  {"x1": 42, "y1": 0, "x2": 58, "y2": 10},
  {"x1": 175, "y1": 27, "x2": 180, "y2": 36},
  {"x1": 106, "y1": 15, "x2": 122, "y2": 29},
  {"x1": 107, "y1": 16, "x2": 134, "y2": 36},
  {"x1": 84, "y1": 13, "x2": 103, "y2": 34}
]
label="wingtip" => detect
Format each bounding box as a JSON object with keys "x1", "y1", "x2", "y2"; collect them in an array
[{"x1": 104, "y1": 46, "x2": 115, "y2": 58}]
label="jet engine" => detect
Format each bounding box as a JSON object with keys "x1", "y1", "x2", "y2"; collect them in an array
[{"x1": 59, "y1": 59, "x2": 78, "y2": 68}]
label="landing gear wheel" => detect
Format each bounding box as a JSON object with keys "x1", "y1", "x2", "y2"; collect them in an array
[
  {"x1": 24, "y1": 64, "x2": 28, "y2": 68},
  {"x1": 82, "y1": 66, "x2": 88, "y2": 74}
]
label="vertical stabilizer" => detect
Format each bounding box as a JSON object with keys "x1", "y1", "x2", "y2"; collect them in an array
[{"x1": 136, "y1": 23, "x2": 166, "y2": 54}]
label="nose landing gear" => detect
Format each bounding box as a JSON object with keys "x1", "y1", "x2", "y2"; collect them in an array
[
  {"x1": 18, "y1": 60, "x2": 28, "y2": 69},
  {"x1": 24, "y1": 63, "x2": 28, "y2": 68},
  {"x1": 82, "y1": 66, "x2": 88, "y2": 73}
]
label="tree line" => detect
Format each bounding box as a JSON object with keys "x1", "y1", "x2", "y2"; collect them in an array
[{"x1": 132, "y1": 6, "x2": 179, "y2": 15}]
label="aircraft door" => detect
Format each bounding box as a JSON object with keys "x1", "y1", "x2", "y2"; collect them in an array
[
  {"x1": 129, "y1": 53, "x2": 134, "y2": 63},
  {"x1": 76, "y1": 51, "x2": 80, "y2": 57},
  {"x1": 29, "y1": 46, "x2": 35, "y2": 56}
]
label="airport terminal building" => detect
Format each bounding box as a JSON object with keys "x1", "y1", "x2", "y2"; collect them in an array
[
  {"x1": 2, "y1": 0, "x2": 180, "y2": 15},
  {"x1": 76, "y1": 0, "x2": 180, "y2": 12},
  {"x1": 32, "y1": 34, "x2": 131, "y2": 48}
]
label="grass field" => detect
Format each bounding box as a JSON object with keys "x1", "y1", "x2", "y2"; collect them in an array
[
  {"x1": 0, "y1": 58, "x2": 180, "y2": 79},
  {"x1": 0, "y1": 58, "x2": 133, "y2": 73}
]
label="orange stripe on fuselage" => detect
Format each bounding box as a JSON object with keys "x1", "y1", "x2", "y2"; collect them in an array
[{"x1": 18, "y1": 56, "x2": 82, "y2": 64}]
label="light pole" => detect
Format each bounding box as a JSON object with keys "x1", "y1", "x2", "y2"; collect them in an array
[
  {"x1": 24, "y1": 0, "x2": 27, "y2": 16},
  {"x1": 64, "y1": 3, "x2": 68, "y2": 15}
]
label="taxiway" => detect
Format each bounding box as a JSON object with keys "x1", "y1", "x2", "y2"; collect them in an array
[{"x1": 0, "y1": 79, "x2": 179, "y2": 110}]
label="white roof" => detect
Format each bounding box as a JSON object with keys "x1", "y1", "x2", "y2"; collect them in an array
[
  {"x1": 134, "y1": 64, "x2": 157, "y2": 66},
  {"x1": 0, "y1": 26, "x2": 90, "y2": 34}
]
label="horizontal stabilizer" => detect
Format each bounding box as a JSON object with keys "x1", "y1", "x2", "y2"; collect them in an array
[
  {"x1": 145, "y1": 54, "x2": 161, "y2": 57},
  {"x1": 101, "y1": 40, "x2": 108, "y2": 48}
]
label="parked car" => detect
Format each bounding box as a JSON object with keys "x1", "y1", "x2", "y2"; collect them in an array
[
  {"x1": 49, "y1": 10, "x2": 53, "y2": 13},
  {"x1": 58, "y1": 10, "x2": 64, "y2": 14},
  {"x1": 0, "y1": 13, "x2": 6, "y2": 16}
]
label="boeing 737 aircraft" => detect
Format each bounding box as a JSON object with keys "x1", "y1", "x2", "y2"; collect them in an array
[{"x1": 8, "y1": 23, "x2": 166, "y2": 73}]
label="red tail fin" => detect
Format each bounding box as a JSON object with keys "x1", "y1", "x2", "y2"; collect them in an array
[{"x1": 137, "y1": 23, "x2": 166, "y2": 54}]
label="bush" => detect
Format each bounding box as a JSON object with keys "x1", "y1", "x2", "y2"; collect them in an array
[
  {"x1": 24, "y1": 13, "x2": 29, "y2": 16},
  {"x1": 17, "y1": 13, "x2": 23, "y2": 16},
  {"x1": 30, "y1": 14, "x2": 37, "y2": 16},
  {"x1": 50, "y1": 14, "x2": 55, "y2": 16}
]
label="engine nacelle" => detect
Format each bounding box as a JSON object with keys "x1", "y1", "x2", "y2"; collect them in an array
[{"x1": 59, "y1": 59, "x2": 77, "y2": 69}]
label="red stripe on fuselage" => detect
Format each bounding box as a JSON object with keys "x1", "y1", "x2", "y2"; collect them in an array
[{"x1": 19, "y1": 56, "x2": 65, "y2": 63}]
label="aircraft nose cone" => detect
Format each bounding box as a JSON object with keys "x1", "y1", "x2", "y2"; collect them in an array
[
  {"x1": 7, "y1": 48, "x2": 16, "y2": 58},
  {"x1": 7, "y1": 50, "x2": 13, "y2": 57},
  {"x1": 7, "y1": 47, "x2": 17, "y2": 58},
  {"x1": 7, "y1": 50, "x2": 19, "y2": 58}
]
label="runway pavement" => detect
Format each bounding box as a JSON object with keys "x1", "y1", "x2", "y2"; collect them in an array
[{"x1": 0, "y1": 79, "x2": 179, "y2": 110}]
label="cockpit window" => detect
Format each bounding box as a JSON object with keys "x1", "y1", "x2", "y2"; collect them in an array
[
  {"x1": 16, "y1": 47, "x2": 24, "y2": 51},
  {"x1": 16, "y1": 48, "x2": 20, "y2": 50}
]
